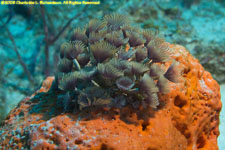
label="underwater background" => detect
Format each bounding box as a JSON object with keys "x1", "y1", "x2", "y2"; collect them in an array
[{"x1": 0, "y1": 0, "x2": 225, "y2": 149}]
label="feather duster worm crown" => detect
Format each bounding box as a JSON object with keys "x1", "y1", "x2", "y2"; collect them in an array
[{"x1": 56, "y1": 14, "x2": 182, "y2": 111}]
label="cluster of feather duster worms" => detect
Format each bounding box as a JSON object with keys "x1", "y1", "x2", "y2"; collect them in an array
[{"x1": 56, "y1": 14, "x2": 181, "y2": 111}]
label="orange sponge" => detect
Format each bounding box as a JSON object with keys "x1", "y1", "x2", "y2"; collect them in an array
[{"x1": 0, "y1": 44, "x2": 221, "y2": 150}]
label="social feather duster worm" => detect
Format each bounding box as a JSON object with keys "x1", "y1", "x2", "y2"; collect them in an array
[{"x1": 56, "y1": 13, "x2": 182, "y2": 111}]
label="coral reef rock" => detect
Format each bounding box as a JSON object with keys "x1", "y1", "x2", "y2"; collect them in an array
[{"x1": 0, "y1": 44, "x2": 221, "y2": 150}]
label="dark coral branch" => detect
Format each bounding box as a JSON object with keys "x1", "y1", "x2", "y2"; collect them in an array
[
  {"x1": 40, "y1": 5, "x2": 50, "y2": 77},
  {"x1": 49, "y1": 5, "x2": 88, "y2": 44},
  {"x1": 2, "y1": 20, "x2": 34, "y2": 84}
]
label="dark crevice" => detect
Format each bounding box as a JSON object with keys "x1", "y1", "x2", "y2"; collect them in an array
[
  {"x1": 197, "y1": 135, "x2": 206, "y2": 148},
  {"x1": 174, "y1": 95, "x2": 187, "y2": 108}
]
